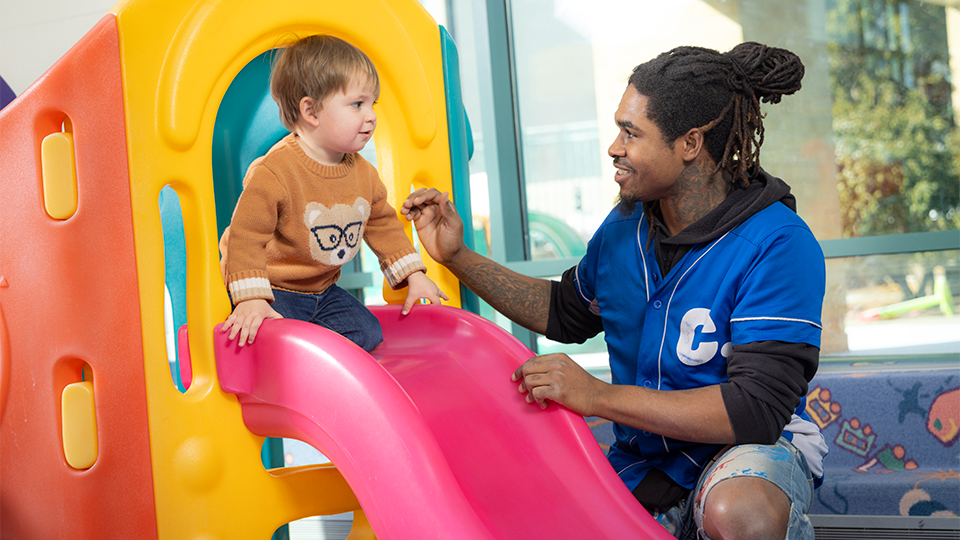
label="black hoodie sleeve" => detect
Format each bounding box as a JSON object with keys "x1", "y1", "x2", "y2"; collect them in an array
[
  {"x1": 720, "y1": 340, "x2": 819, "y2": 444},
  {"x1": 545, "y1": 266, "x2": 604, "y2": 344}
]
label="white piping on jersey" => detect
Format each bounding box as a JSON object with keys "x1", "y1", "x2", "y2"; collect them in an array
[
  {"x1": 731, "y1": 316, "x2": 823, "y2": 329},
  {"x1": 635, "y1": 214, "x2": 650, "y2": 302},
  {"x1": 655, "y1": 232, "x2": 733, "y2": 388},
  {"x1": 616, "y1": 460, "x2": 646, "y2": 477},
  {"x1": 680, "y1": 450, "x2": 701, "y2": 467},
  {"x1": 574, "y1": 264, "x2": 591, "y2": 304}
]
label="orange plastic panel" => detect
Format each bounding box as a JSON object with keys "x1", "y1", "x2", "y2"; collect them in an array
[{"x1": 0, "y1": 15, "x2": 158, "y2": 540}]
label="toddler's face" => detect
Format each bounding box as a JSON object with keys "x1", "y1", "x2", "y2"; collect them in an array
[{"x1": 311, "y1": 76, "x2": 378, "y2": 157}]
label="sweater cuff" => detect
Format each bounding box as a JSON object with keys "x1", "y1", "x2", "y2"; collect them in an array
[
  {"x1": 227, "y1": 270, "x2": 275, "y2": 304},
  {"x1": 381, "y1": 253, "x2": 428, "y2": 289}
]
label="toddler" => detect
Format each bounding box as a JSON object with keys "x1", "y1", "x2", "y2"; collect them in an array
[{"x1": 221, "y1": 34, "x2": 445, "y2": 351}]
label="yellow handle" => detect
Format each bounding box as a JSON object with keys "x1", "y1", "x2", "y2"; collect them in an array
[
  {"x1": 62, "y1": 381, "x2": 99, "y2": 470},
  {"x1": 41, "y1": 131, "x2": 79, "y2": 220}
]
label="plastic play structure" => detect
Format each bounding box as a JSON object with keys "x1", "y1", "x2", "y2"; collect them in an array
[{"x1": 0, "y1": 0, "x2": 671, "y2": 538}]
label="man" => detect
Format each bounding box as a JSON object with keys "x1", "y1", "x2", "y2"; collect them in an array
[{"x1": 403, "y1": 42, "x2": 827, "y2": 540}]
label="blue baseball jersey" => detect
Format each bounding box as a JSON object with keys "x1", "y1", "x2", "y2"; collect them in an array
[{"x1": 575, "y1": 201, "x2": 827, "y2": 491}]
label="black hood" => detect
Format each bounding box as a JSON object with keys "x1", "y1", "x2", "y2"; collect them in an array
[{"x1": 655, "y1": 168, "x2": 796, "y2": 247}]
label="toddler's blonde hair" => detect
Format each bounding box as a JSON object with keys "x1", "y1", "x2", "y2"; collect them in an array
[{"x1": 271, "y1": 35, "x2": 380, "y2": 131}]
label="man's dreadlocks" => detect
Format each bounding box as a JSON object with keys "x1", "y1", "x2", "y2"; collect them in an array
[{"x1": 628, "y1": 42, "x2": 804, "y2": 187}]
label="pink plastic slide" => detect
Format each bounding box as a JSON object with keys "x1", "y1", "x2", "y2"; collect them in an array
[{"x1": 215, "y1": 304, "x2": 672, "y2": 539}]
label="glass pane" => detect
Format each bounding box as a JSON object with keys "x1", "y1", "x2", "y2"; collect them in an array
[
  {"x1": 446, "y1": 0, "x2": 509, "y2": 260},
  {"x1": 507, "y1": 0, "x2": 959, "y2": 259},
  {"x1": 510, "y1": 0, "x2": 750, "y2": 259},
  {"x1": 829, "y1": 0, "x2": 960, "y2": 237},
  {"x1": 417, "y1": 0, "x2": 448, "y2": 27},
  {"x1": 822, "y1": 249, "x2": 959, "y2": 357}
]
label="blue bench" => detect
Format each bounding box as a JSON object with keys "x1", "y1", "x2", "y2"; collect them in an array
[
  {"x1": 586, "y1": 360, "x2": 960, "y2": 531},
  {"x1": 807, "y1": 362, "x2": 959, "y2": 519}
]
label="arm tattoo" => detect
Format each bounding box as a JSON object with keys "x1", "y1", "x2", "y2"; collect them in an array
[{"x1": 453, "y1": 257, "x2": 551, "y2": 334}]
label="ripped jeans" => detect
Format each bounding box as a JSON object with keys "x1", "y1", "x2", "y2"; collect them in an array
[{"x1": 651, "y1": 437, "x2": 815, "y2": 540}]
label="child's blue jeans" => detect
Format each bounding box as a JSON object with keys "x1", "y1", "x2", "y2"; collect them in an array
[{"x1": 269, "y1": 285, "x2": 383, "y2": 352}]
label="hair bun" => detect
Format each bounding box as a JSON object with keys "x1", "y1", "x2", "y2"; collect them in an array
[{"x1": 726, "y1": 42, "x2": 804, "y2": 104}]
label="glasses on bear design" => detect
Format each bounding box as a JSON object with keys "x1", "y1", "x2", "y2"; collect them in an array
[{"x1": 310, "y1": 221, "x2": 362, "y2": 251}]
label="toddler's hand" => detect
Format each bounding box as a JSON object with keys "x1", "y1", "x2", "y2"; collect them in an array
[
  {"x1": 222, "y1": 298, "x2": 283, "y2": 346},
  {"x1": 402, "y1": 271, "x2": 449, "y2": 315}
]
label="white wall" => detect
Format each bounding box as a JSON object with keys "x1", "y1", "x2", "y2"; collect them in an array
[
  {"x1": 0, "y1": 0, "x2": 119, "y2": 95},
  {"x1": 0, "y1": 0, "x2": 447, "y2": 98}
]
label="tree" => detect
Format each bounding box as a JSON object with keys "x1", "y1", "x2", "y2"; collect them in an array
[{"x1": 827, "y1": 0, "x2": 960, "y2": 238}]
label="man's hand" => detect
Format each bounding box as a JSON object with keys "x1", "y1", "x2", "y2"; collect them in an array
[
  {"x1": 402, "y1": 188, "x2": 552, "y2": 335},
  {"x1": 511, "y1": 353, "x2": 607, "y2": 415},
  {"x1": 221, "y1": 298, "x2": 283, "y2": 346},
  {"x1": 400, "y1": 189, "x2": 465, "y2": 266},
  {"x1": 402, "y1": 270, "x2": 450, "y2": 315}
]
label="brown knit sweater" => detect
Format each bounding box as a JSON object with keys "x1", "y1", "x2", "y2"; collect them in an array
[{"x1": 223, "y1": 134, "x2": 426, "y2": 303}]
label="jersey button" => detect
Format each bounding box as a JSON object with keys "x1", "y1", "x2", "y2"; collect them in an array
[
  {"x1": 643, "y1": 431, "x2": 652, "y2": 437},
  {"x1": 653, "y1": 300, "x2": 662, "y2": 309},
  {"x1": 642, "y1": 380, "x2": 653, "y2": 388}
]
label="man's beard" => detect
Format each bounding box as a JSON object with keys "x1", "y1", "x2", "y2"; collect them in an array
[
  {"x1": 615, "y1": 193, "x2": 639, "y2": 216},
  {"x1": 613, "y1": 157, "x2": 639, "y2": 216}
]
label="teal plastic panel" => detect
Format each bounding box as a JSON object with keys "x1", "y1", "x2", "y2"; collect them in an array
[{"x1": 212, "y1": 50, "x2": 288, "y2": 237}]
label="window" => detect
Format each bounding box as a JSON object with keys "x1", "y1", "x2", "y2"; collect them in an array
[{"x1": 447, "y1": 0, "x2": 958, "y2": 360}]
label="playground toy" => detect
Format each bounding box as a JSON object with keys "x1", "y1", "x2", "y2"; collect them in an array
[
  {"x1": 0, "y1": 0, "x2": 670, "y2": 538},
  {"x1": 859, "y1": 265, "x2": 955, "y2": 321}
]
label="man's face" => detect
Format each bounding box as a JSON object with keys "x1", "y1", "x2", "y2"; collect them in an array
[{"x1": 607, "y1": 85, "x2": 686, "y2": 213}]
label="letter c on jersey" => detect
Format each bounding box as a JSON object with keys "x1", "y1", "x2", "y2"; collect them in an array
[{"x1": 677, "y1": 308, "x2": 731, "y2": 366}]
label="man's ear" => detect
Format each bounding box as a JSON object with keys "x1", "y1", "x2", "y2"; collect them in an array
[
  {"x1": 299, "y1": 97, "x2": 321, "y2": 128},
  {"x1": 678, "y1": 128, "x2": 706, "y2": 162}
]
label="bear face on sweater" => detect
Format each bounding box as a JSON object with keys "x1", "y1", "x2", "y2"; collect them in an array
[{"x1": 304, "y1": 197, "x2": 370, "y2": 266}]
